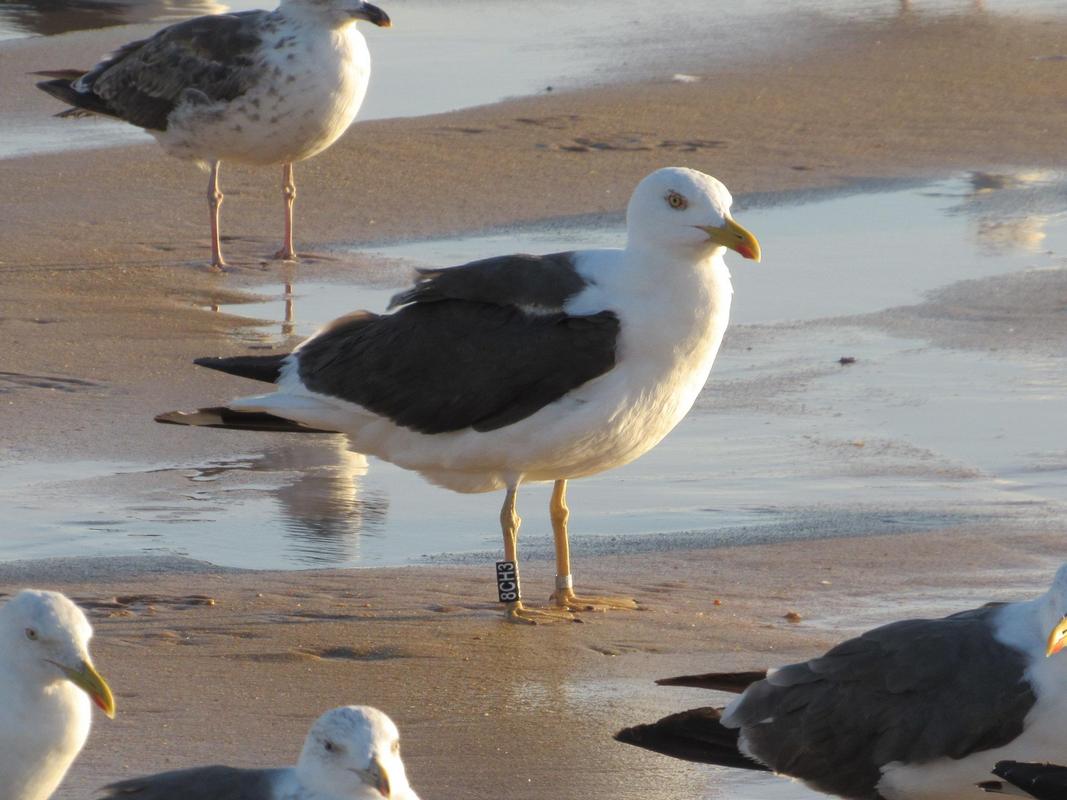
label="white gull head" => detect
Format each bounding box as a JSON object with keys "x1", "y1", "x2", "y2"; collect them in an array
[
  {"x1": 281, "y1": 0, "x2": 391, "y2": 28},
  {"x1": 1038, "y1": 564, "x2": 1067, "y2": 657},
  {"x1": 625, "y1": 167, "x2": 761, "y2": 262},
  {"x1": 296, "y1": 706, "x2": 418, "y2": 799},
  {"x1": 0, "y1": 589, "x2": 115, "y2": 800}
]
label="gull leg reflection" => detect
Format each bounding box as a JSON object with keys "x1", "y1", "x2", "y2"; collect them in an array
[{"x1": 283, "y1": 281, "x2": 295, "y2": 337}]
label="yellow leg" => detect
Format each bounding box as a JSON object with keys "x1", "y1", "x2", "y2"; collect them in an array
[
  {"x1": 500, "y1": 486, "x2": 573, "y2": 625},
  {"x1": 549, "y1": 479, "x2": 638, "y2": 612}
]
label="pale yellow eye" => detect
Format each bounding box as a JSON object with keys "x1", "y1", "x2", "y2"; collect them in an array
[{"x1": 666, "y1": 191, "x2": 688, "y2": 210}]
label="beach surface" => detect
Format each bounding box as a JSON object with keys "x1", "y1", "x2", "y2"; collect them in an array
[
  {"x1": 5, "y1": 528, "x2": 1065, "y2": 800},
  {"x1": 3, "y1": 3, "x2": 1067, "y2": 798}
]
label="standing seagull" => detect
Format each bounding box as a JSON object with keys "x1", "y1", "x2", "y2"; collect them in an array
[
  {"x1": 616, "y1": 565, "x2": 1067, "y2": 800},
  {"x1": 156, "y1": 167, "x2": 762, "y2": 623},
  {"x1": 36, "y1": 0, "x2": 391, "y2": 269},
  {"x1": 96, "y1": 705, "x2": 419, "y2": 800},
  {"x1": 1, "y1": 589, "x2": 116, "y2": 800}
]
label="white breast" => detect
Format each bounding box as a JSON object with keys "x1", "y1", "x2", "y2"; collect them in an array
[
  {"x1": 161, "y1": 19, "x2": 371, "y2": 165},
  {"x1": 0, "y1": 681, "x2": 90, "y2": 800}
]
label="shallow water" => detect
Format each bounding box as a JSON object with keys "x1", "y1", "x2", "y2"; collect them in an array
[
  {"x1": 3, "y1": 171, "x2": 1066, "y2": 568},
  {"x1": 8, "y1": 0, "x2": 1067, "y2": 159},
  {"x1": 229, "y1": 171, "x2": 1067, "y2": 332}
]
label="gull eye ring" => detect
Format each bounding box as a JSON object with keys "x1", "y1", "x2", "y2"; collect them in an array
[
  {"x1": 25, "y1": 627, "x2": 38, "y2": 640},
  {"x1": 666, "y1": 191, "x2": 688, "y2": 210}
]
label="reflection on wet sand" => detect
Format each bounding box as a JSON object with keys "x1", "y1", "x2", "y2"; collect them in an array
[
  {"x1": 181, "y1": 439, "x2": 388, "y2": 564},
  {"x1": 207, "y1": 279, "x2": 401, "y2": 343},
  {"x1": 951, "y1": 170, "x2": 1063, "y2": 254},
  {"x1": 283, "y1": 281, "x2": 295, "y2": 337},
  {"x1": 974, "y1": 215, "x2": 1050, "y2": 254},
  {"x1": 0, "y1": 0, "x2": 225, "y2": 37},
  {"x1": 274, "y1": 440, "x2": 388, "y2": 564}
]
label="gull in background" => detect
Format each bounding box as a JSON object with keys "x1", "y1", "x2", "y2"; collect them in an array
[{"x1": 37, "y1": 0, "x2": 391, "y2": 269}]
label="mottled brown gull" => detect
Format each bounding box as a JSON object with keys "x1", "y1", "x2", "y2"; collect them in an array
[{"x1": 37, "y1": 0, "x2": 391, "y2": 269}]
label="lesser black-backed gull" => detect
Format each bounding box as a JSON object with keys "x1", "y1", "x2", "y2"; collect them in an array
[
  {"x1": 96, "y1": 705, "x2": 419, "y2": 800},
  {"x1": 37, "y1": 0, "x2": 391, "y2": 269},
  {"x1": 617, "y1": 565, "x2": 1067, "y2": 799},
  {"x1": 155, "y1": 167, "x2": 761, "y2": 623},
  {"x1": 980, "y1": 762, "x2": 1067, "y2": 799},
  {"x1": 1, "y1": 590, "x2": 116, "y2": 800}
]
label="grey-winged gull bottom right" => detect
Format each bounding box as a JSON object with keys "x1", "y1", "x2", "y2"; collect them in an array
[{"x1": 617, "y1": 564, "x2": 1067, "y2": 800}]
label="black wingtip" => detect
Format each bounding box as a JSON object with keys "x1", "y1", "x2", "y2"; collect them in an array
[
  {"x1": 656, "y1": 670, "x2": 768, "y2": 693},
  {"x1": 35, "y1": 77, "x2": 109, "y2": 116},
  {"x1": 155, "y1": 407, "x2": 335, "y2": 433},
  {"x1": 32, "y1": 68, "x2": 86, "y2": 80},
  {"x1": 614, "y1": 724, "x2": 655, "y2": 747},
  {"x1": 614, "y1": 722, "x2": 668, "y2": 753},
  {"x1": 194, "y1": 354, "x2": 288, "y2": 384},
  {"x1": 36, "y1": 77, "x2": 73, "y2": 98},
  {"x1": 614, "y1": 726, "x2": 638, "y2": 744}
]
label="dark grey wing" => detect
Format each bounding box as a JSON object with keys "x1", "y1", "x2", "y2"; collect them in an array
[
  {"x1": 389, "y1": 252, "x2": 590, "y2": 311},
  {"x1": 97, "y1": 765, "x2": 282, "y2": 799},
  {"x1": 69, "y1": 10, "x2": 267, "y2": 130},
  {"x1": 986, "y1": 762, "x2": 1067, "y2": 800},
  {"x1": 730, "y1": 605, "x2": 1036, "y2": 800},
  {"x1": 296, "y1": 303, "x2": 619, "y2": 434}
]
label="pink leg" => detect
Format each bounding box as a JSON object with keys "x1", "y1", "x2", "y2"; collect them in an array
[
  {"x1": 274, "y1": 162, "x2": 297, "y2": 261},
  {"x1": 207, "y1": 160, "x2": 226, "y2": 270}
]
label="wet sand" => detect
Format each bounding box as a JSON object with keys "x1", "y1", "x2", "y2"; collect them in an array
[
  {"x1": 4, "y1": 527, "x2": 1063, "y2": 800},
  {"x1": 4, "y1": 6, "x2": 1067, "y2": 799}
]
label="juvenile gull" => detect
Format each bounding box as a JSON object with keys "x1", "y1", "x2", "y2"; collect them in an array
[
  {"x1": 616, "y1": 565, "x2": 1067, "y2": 800},
  {"x1": 155, "y1": 167, "x2": 761, "y2": 623},
  {"x1": 37, "y1": 0, "x2": 391, "y2": 269},
  {"x1": 1, "y1": 589, "x2": 116, "y2": 800},
  {"x1": 96, "y1": 705, "x2": 419, "y2": 800},
  {"x1": 980, "y1": 762, "x2": 1067, "y2": 800}
]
